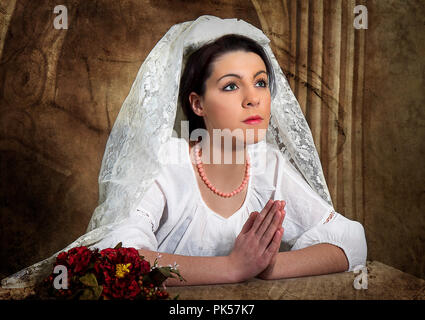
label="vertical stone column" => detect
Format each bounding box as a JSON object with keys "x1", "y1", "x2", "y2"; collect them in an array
[{"x1": 252, "y1": 0, "x2": 366, "y2": 222}]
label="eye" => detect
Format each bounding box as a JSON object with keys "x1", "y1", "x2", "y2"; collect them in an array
[
  {"x1": 223, "y1": 82, "x2": 238, "y2": 91},
  {"x1": 256, "y1": 78, "x2": 268, "y2": 88}
]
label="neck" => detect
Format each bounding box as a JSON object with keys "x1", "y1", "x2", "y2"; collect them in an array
[{"x1": 199, "y1": 136, "x2": 247, "y2": 167}]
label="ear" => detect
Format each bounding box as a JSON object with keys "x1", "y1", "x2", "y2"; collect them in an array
[{"x1": 189, "y1": 92, "x2": 204, "y2": 117}]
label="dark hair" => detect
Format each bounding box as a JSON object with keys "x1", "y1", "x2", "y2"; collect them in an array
[{"x1": 178, "y1": 34, "x2": 275, "y2": 136}]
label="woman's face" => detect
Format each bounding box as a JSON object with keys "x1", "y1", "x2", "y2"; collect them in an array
[{"x1": 189, "y1": 50, "x2": 271, "y2": 146}]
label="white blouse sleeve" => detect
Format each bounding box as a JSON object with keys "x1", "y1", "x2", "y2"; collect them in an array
[
  {"x1": 275, "y1": 151, "x2": 367, "y2": 272},
  {"x1": 91, "y1": 181, "x2": 166, "y2": 251}
]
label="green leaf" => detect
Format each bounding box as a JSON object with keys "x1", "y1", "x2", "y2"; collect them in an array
[
  {"x1": 159, "y1": 267, "x2": 172, "y2": 277},
  {"x1": 92, "y1": 285, "x2": 103, "y2": 300},
  {"x1": 114, "y1": 242, "x2": 122, "y2": 249},
  {"x1": 79, "y1": 273, "x2": 98, "y2": 287},
  {"x1": 173, "y1": 294, "x2": 180, "y2": 300},
  {"x1": 170, "y1": 268, "x2": 186, "y2": 282},
  {"x1": 148, "y1": 268, "x2": 167, "y2": 285}
]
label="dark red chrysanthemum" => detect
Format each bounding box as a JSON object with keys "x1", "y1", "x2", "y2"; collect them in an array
[{"x1": 94, "y1": 247, "x2": 151, "y2": 300}]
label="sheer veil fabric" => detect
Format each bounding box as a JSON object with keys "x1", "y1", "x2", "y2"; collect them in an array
[{"x1": 1, "y1": 15, "x2": 332, "y2": 288}]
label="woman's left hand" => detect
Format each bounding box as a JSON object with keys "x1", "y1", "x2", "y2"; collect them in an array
[{"x1": 257, "y1": 201, "x2": 286, "y2": 280}]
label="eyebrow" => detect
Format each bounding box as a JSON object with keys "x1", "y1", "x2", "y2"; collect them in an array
[{"x1": 216, "y1": 70, "x2": 267, "y2": 83}]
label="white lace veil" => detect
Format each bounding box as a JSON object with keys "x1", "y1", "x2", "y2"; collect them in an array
[{"x1": 1, "y1": 15, "x2": 332, "y2": 289}]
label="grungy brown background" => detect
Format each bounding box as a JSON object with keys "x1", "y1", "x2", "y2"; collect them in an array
[{"x1": 0, "y1": 0, "x2": 424, "y2": 282}]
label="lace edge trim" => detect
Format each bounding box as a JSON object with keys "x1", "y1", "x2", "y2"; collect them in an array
[
  {"x1": 136, "y1": 208, "x2": 155, "y2": 232},
  {"x1": 323, "y1": 211, "x2": 336, "y2": 224}
]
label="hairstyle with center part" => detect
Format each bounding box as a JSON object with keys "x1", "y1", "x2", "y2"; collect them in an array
[{"x1": 179, "y1": 34, "x2": 276, "y2": 137}]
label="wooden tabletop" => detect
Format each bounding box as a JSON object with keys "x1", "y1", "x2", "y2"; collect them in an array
[
  {"x1": 1, "y1": 260, "x2": 424, "y2": 300},
  {"x1": 166, "y1": 261, "x2": 424, "y2": 300}
]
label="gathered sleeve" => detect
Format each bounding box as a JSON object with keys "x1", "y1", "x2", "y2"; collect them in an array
[
  {"x1": 91, "y1": 181, "x2": 166, "y2": 251},
  {"x1": 274, "y1": 151, "x2": 367, "y2": 272}
]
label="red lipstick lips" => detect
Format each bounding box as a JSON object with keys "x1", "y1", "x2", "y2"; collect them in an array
[{"x1": 243, "y1": 115, "x2": 263, "y2": 125}]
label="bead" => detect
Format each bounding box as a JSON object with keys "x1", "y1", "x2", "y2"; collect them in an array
[{"x1": 194, "y1": 145, "x2": 251, "y2": 198}]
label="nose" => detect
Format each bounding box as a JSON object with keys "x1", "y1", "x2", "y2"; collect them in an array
[{"x1": 242, "y1": 87, "x2": 260, "y2": 108}]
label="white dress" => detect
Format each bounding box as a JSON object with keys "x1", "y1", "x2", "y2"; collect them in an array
[{"x1": 92, "y1": 137, "x2": 367, "y2": 272}]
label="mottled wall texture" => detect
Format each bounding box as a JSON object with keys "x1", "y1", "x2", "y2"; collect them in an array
[{"x1": 0, "y1": 0, "x2": 424, "y2": 281}]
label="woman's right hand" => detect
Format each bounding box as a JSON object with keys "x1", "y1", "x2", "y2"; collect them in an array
[{"x1": 228, "y1": 199, "x2": 284, "y2": 282}]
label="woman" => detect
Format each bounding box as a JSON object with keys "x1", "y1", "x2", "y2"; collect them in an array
[
  {"x1": 87, "y1": 29, "x2": 367, "y2": 286},
  {"x1": 1, "y1": 15, "x2": 367, "y2": 289}
]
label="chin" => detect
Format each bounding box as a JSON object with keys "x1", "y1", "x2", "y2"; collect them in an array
[{"x1": 232, "y1": 130, "x2": 266, "y2": 147}]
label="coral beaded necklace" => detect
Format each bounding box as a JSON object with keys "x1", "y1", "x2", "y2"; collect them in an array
[{"x1": 193, "y1": 142, "x2": 250, "y2": 198}]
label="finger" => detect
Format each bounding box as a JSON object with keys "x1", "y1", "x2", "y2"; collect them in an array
[
  {"x1": 278, "y1": 201, "x2": 286, "y2": 224},
  {"x1": 241, "y1": 211, "x2": 259, "y2": 234},
  {"x1": 256, "y1": 201, "x2": 280, "y2": 236},
  {"x1": 251, "y1": 199, "x2": 275, "y2": 233},
  {"x1": 279, "y1": 227, "x2": 284, "y2": 239},
  {"x1": 276, "y1": 201, "x2": 285, "y2": 218},
  {"x1": 271, "y1": 227, "x2": 284, "y2": 255},
  {"x1": 263, "y1": 228, "x2": 283, "y2": 259},
  {"x1": 255, "y1": 201, "x2": 280, "y2": 236},
  {"x1": 273, "y1": 228, "x2": 283, "y2": 248},
  {"x1": 260, "y1": 208, "x2": 283, "y2": 248},
  {"x1": 260, "y1": 199, "x2": 274, "y2": 216},
  {"x1": 279, "y1": 208, "x2": 286, "y2": 225},
  {"x1": 278, "y1": 200, "x2": 285, "y2": 211}
]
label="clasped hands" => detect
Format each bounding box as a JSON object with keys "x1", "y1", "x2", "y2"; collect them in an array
[{"x1": 228, "y1": 199, "x2": 286, "y2": 282}]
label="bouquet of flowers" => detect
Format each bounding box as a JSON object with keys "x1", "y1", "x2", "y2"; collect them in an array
[{"x1": 34, "y1": 243, "x2": 185, "y2": 300}]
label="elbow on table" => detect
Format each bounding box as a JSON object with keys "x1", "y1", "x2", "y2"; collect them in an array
[
  {"x1": 293, "y1": 216, "x2": 368, "y2": 272},
  {"x1": 345, "y1": 220, "x2": 368, "y2": 272}
]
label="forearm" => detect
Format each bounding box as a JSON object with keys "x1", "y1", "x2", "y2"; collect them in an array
[
  {"x1": 266, "y1": 243, "x2": 349, "y2": 280},
  {"x1": 138, "y1": 249, "x2": 237, "y2": 287}
]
